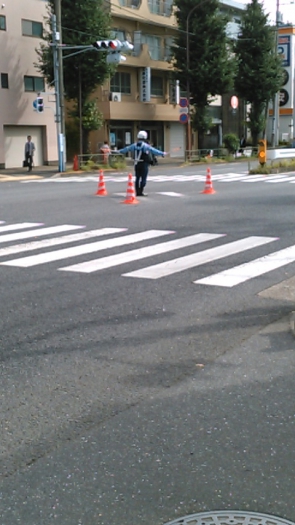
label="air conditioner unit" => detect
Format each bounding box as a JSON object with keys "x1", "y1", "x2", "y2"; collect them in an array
[{"x1": 110, "y1": 92, "x2": 121, "y2": 102}]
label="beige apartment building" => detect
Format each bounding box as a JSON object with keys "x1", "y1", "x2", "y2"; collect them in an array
[
  {"x1": 90, "y1": 0, "x2": 183, "y2": 157},
  {"x1": 0, "y1": 0, "x2": 57, "y2": 168},
  {"x1": 90, "y1": 0, "x2": 245, "y2": 157}
]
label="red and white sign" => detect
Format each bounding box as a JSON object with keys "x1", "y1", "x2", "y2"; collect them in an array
[{"x1": 230, "y1": 95, "x2": 239, "y2": 109}]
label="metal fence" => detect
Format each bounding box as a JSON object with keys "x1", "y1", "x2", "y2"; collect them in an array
[
  {"x1": 185, "y1": 147, "x2": 258, "y2": 162},
  {"x1": 77, "y1": 152, "x2": 130, "y2": 169}
]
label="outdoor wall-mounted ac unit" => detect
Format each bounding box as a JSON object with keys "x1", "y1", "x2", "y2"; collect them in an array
[{"x1": 110, "y1": 92, "x2": 121, "y2": 102}]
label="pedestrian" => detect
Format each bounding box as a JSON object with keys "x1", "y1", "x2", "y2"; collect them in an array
[
  {"x1": 118, "y1": 130, "x2": 166, "y2": 196},
  {"x1": 239, "y1": 135, "x2": 246, "y2": 153},
  {"x1": 100, "y1": 140, "x2": 111, "y2": 165},
  {"x1": 24, "y1": 135, "x2": 35, "y2": 172}
]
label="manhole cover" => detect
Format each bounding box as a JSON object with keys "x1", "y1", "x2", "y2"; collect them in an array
[{"x1": 163, "y1": 511, "x2": 295, "y2": 525}]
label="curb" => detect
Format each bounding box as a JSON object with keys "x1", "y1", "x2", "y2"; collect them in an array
[{"x1": 290, "y1": 311, "x2": 295, "y2": 338}]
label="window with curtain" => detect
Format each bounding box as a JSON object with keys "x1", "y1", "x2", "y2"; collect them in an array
[
  {"x1": 110, "y1": 72, "x2": 131, "y2": 94},
  {"x1": 147, "y1": 0, "x2": 173, "y2": 16},
  {"x1": 151, "y1": 76, "x2": 163, "y2": 97},
  {"x1": 142, "y1": 34, "x2": 161, "y2": 60}
]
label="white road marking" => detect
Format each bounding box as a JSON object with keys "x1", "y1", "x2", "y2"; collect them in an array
[
  {"x1": 1, "y1": 230, "x2": 173, "y2": 268},
  {"x1": 265, "y1": 176, "x2": 295, "y2": 183},
  {"x1": 0, "y1": 228, "x2": 125, "y2": 258},
  {"x1": 156, "y1": 192, "x2": 184, "y2": 197},
  {"x1": 0, "y1": 222, "x2": 43, "y2": 233},
  {"x1": 195, "y1": 244, "x2": 295, "y2": 287},
  {"x1": 59, "y1": 233, "x2": 224, "y2": 274},
  {"x1": 0, "y1": 224, "x2": 84, "y2": 244},
  {"x1": 124, "y1": 236, "x2": 277, "y2": 279}
]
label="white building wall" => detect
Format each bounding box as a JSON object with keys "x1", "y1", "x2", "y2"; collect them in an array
[{"x1": 0, "y1": 0, "x2": 57, "y2": 168}]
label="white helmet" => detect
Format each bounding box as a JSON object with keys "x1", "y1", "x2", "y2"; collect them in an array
[{"x1": 137, "y1": 130, "x2": 148, "y2": 140}]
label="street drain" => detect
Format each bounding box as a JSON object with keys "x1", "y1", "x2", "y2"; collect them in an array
[{"x1": 163, "y1": 511, "x2": 295, "y2": 525}]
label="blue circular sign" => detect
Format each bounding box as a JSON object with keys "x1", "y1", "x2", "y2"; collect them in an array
[
  {"x1": 179, "y1": 113, "x2": 188, "y2": 124},
  {"x1": 179, "y1": 97, "x2": 188, "y2": 108}
]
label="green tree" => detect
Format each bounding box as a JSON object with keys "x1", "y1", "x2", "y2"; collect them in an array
[
  {"x1": 171, "y1": 0, "x2": 235, "y2": 145},
  {"x1": 234, "y1": 0, "x2": 283, "y2": 146},
  {"x1": 69, "y1": 99, "x2": 104, "y2": 152},
  {"x1": 36, "y1": 0, "x2": 113, "y2": 152}
]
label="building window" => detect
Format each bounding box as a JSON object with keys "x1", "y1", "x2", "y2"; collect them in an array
[
  {"x1": 151, "y1": 76, "x2": 163, "y2": 97},
  {"x1": 110, "y1": 72, "x2": 131, "y2": 94},
  {"x1": 0, "y1": 15, "x2": 6, "y2": 30},
  {"x1": 22, "y1": 19, "x2": 43, "y2": 37},
  {"x1": 119, "y1": 0, "x2": 141, "y2": 8},
  {"x1": 148, "y1": 0, "x2": 173, "y2": 16},
  {"x1": 24, "y1": 76, "x2": 45, "y2": 92},
  {"x1": 1, "y1": 73, "x2": 9, "y2": 89},
  {"x1": 142, "y1": 34, "x2": 162, "y2": 60},
  {"x1": 110, "y1": 29, "x2": 126, "y2": 41}
]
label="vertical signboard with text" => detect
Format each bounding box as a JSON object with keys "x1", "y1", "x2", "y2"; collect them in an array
[{"x1": 140, "y1": 67, "x2": 151, "y2": 102}]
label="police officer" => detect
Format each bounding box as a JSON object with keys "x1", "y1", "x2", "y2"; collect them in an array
[{"x1": 119, "y1": 131, "x2": 166, "y2": 196}]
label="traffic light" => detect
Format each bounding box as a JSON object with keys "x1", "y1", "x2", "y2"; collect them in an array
[
  {"x1": 92, "y1": 40, "x2": 134, "y2": 64},
  {"x1": 258, "y1": 139, "x2": 267, "y2": 165},
  {"x1": 36, "y1": 96, "x2": 44, "y2": 113}
]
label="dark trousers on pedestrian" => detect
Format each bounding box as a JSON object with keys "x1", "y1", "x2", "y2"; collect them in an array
[
  {"x1": 135, "y1": 162, "x2": 148, "y2": 196},
  {"x1": 26, "y1": 153, "x2": 33, "y2": 171}
]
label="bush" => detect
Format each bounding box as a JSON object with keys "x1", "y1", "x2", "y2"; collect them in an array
[{"x1": 223, "y1": 133, "x2": 240, "y2": 154}]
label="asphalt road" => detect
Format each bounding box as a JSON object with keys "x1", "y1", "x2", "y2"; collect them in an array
[{"x1": 0, "y1": 162, "x2": 295, "y2": 524}]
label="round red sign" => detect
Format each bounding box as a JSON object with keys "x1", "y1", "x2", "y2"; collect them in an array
[{"x1": 230, "y1": 95, "x2": 239, "y2": 109}]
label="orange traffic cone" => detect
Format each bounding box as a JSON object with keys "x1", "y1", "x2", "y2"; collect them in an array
[
  {"x1": 122, "y1": 173, "x2": 139, "y2": 205},
  {"x1": 73, "y1": 155, "x2": 79, "y2": 171},
  {"x1": 201, "y1": 167, "x2": 216, "y2": 194},
  {"x1": 95, "y1": 169, "x2": 108, "y2": 196}
]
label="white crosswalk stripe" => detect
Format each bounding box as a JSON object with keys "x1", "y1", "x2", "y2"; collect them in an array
[
  {"x1": 0, "y1": 228, "x2": 126, "y2": 258},
  {"x1": 59, "y1": 233, "x2": 224, "y2": 274},
  {"x1": 1, "y1": 229, "x2": 173, "y2": 268},
  {"x1": 19, "y1": 172, "x2": 295, "y2": 185},
  {"x1": 0, "y1": 222, "x2": 43, "y2": 233},
  {"x1": 123, "y1": 236, "x2": 277, "y2": 279},
  {"x1": 1, "y1": 221, "x2": 295, "y2": 288},
  {"x1": 195, "y1": 244, "x2": 295, "y2": 287},
  {"x1": 0, "y1": 224, "x2": 84, "y2": 244}
]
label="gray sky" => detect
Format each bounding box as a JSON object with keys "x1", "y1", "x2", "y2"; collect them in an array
[{"x1": 240, "y1": 0, "x2": 295, "y2": 24}]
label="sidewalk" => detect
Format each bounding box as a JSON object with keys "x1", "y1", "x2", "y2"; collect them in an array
[{"x1": 0, "y1": 158, "x2": 186, "y2": 181}]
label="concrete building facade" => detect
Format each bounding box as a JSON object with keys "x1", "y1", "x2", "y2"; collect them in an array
[{"x1": 0, "y1": 0, "x2": 57, "y2": 169}]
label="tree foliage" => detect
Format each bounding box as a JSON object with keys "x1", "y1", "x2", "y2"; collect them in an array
[
  {"x1": 234, "y1": 0, "x2": 283, "y2": 145},
  {"x1": 171, "y1": 0, "x2": 235, "y2": 137},
  {"x1": 37, "y1": 0, "x2": 112, "y2": 104}
]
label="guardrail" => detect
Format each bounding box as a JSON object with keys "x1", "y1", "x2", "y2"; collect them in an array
[
  {"x1": 184, "y1": 147, "x2": 257, "y2": 161},
  {"x1": 267, "y1": 148, "x2": 295, "y2": 162},
  {"x1": 77, "y1": 152, "x2": 129, "y2": 169}
]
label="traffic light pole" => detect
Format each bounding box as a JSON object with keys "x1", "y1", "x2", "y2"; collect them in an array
[
  {"x1": 51, "y1": 14, "x2": 65, "y2": 173},
  {"x1": 55, "y1": 0, "x2": 66, "y2": 170}
]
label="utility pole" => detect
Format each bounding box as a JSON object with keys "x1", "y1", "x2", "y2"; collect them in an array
[
  {"x1": 51, "y1": 14, "x2": 65, "y2": 172},
  {"x1": 271, "y1": 0, "x2": 280, "y2": 147},
  {"x1": 55, "y1": 0, "x2": 66, "y2": 170}
]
